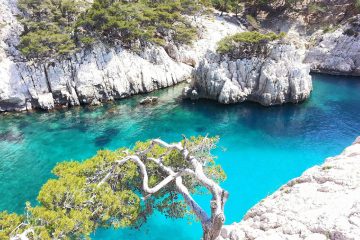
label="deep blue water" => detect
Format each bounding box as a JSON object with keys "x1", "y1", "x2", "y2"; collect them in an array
[{"x1": 0, "y1": 74, "x2": 360, "y2": 239}]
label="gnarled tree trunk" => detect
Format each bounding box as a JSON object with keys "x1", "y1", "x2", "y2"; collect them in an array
[{"x1": 100, "y1": 137, "x2": 229, "y2": 240}]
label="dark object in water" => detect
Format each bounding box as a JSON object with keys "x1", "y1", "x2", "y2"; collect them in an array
[
  {"x1": 139, "y1": 97, "x2": 159, "y2": 105},
  {"x1": 0, "y1": 131, "x2": 24, "y2": 142},
  {"x1": 94, "y1": 128, "x2": 120, "y2": 147}
]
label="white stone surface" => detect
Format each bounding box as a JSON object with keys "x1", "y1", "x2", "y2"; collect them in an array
[
  {"x1": 187, "y1": 42, "x2": 312, "y2": 106},
  {"x1": 305, "y1": 15, "x2": 360, "y2": 75},
  {"x1": 222, "y1": 137, "x2": 360, "y2": 240}
]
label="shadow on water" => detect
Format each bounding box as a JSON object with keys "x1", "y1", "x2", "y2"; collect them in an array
[
  {"x1": 94, "y1": 128, "x2": 121, "y2": 148},
  {"x1": 179, "y1": 97, "x2": 327, "y2": 138}
]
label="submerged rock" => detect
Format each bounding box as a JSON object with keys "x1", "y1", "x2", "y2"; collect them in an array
[
  {"x1": 0, "y1": 130, "x2": 23, "y2": 142},
  {"x1": 220, "y1": 137, "x2": 360, "y2": 240},
  {"x1": 186, "y1": 40, "x2": 312, "y2": 106},
  {"x1": 139, "y1": 96, "x2": 159, "y2": 105}
]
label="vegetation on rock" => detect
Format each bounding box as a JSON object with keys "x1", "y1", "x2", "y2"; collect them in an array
[
  {"x1": 18, "y1": 0, "x2": 205, "y2": 60},
  {"x1": 217, "y1": 31, "x2": 286, "y2": 55},
  {"x1": 1, "y1": 136, "x2": 227, "y2": 240},
  {"x1": 18, "y1": 0, "x2": 89, "y2": 59}
]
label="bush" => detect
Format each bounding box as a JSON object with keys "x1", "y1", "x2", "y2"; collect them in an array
[
  {"x1": 77, "y1": 0, "x2": 200, "y2": 47},
  {"x1": 246, "y1": 15, "x2": 259, "y2": 29},
  {"x1": 19, "y1": 29, "x2": 76, "y2": 59},
  {"x1": 323, "y1": 25, "x2": 337, "y2": 34},
  {"x1": 356, "y1": 0, "x2": 360, "y2": 10},
  {"x1": 18, "y1": 0, "x2": 89, "y2": 60},
  {"x1": 308, "y1": 3, "x2": 327, "y2": 14},
  {"x1": 217, "y1": 31, "x2": 286, "y2": 54}
]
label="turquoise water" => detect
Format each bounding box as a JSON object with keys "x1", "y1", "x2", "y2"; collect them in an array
[{"x1": 1, "y1": 74, "x2": 360, "y2": 239}]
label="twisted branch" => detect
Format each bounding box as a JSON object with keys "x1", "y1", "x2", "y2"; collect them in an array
[{"x1": 98, "y1": 137, "x2": 228, "y2": 240}]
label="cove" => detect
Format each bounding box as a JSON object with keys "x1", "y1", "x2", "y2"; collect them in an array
[{"x1": 0, "y1": 74, "x2": 360, "y2": 239}]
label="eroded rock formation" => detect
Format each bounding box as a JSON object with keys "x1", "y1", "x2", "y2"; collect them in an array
[
  {"x1": 220, "y1": 137, "x2": 360, "y2": 240},
  {"x1": 185, "y1": 40, "x2": 312, "y2": 106}
]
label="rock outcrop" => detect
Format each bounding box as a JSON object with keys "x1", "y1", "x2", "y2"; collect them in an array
[
  {"x1": 0, "y1": 0, "x2": 241, "y2": 111},
  {"x1": 305, "y1": 16, "x2": 360, "y2": 76},
  {"x1": 185, "y1": 40, "x2": 312, "y2": 106},
  {"x1": 220, "y1": 137, "x2": 360, "y2": 240}
]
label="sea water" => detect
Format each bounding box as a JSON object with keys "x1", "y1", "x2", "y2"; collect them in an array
[{"x1": 0, "y1": 74, "x2": 360, "y2": 239}]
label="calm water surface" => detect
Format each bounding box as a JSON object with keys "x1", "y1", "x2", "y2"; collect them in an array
[{"x1": 0, "y1": 74, "x2": 360, "y2": 239}]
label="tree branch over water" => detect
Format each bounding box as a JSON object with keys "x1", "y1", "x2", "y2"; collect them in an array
[{"x1": 5, "y1": 136, "x2": 227, "y2": 240}]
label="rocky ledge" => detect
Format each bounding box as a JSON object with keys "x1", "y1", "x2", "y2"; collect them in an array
[
  {"x1": 220, "y1": 137, "x2": 360, "y2": 240},
  {"x1": 185, "y1": 40, "x2": 312, "y2": 106}
]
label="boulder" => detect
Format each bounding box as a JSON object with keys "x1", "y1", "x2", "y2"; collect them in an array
[{"x1": 139, "y1": 96, "x2": 159, "y2": 105}]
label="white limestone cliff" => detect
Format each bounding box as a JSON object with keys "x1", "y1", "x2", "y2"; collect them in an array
[
  {"x1": 220, "y1": 137, "x2": 360, "y2": 240},
  {"x1": 0, "y1": 0, "x2": 242, "y2": 111},
  {"x1": 305, "y1": 16, "x2": 360, "y2": 75},
  {"x1": 186, "y1": 41, "x2": 312, "y2": 106}
]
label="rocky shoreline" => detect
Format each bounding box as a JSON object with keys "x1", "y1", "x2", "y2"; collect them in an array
[
  {"x1": 0, "y1": 0, "x2": 242, "y2": 112},
  {"x1": 0, "y1": 0, "x2": 314, "y2": 111},
  {"x1": 220, "y1": 137, "x2": 360, "y2": 240},
  {"x1": 2, "y1": 1, "x2": 360, "y2": 111}
]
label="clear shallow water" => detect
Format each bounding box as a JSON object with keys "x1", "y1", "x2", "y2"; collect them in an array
[{"x1": 0, "y1": 74, "x2": 360, "y2": 239}]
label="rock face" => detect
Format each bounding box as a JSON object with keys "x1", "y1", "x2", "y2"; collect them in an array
[
  {"x1": 220, "y1": 137, "x2": 360, "y2": 240},
  {"x1": 2, "y1": 44, "x2": 193, "y2": 111},
  {"x1": 186, "y1": 41, "x2": 312, "y2": 106},
  {"x1": 0, "y1": 0, "x2": 241, "y2": 111},
  {"x1": 305, "y1": 16, "x2": 360, "y2": 75}
]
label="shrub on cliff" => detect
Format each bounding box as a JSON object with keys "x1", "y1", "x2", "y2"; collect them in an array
[
  {"x1": 18, "y1": 0, "x2": 89, "y2": 59},
  {"x1": 216, "y1": 31, "x2": 286, "y2": 57},
  {"x1": 77, "y1": 0, "x2": 200, "y2": 48},
  {"x1": 211, "y1": 0, "x2": 243, "y2": 16},
  {"x1": 2, "y1": 136, "x2": 228, "y2": 240},
  {"x1": 17, "y1": 0, "x2": 204, "y2": 60}
]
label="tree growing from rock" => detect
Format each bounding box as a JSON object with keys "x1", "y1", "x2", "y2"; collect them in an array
[
  {"x1": 2, "y1": 136, "x2": 228, "y2": 240},
  {"x1": 17, "y1": 0, "x2": 206, "y2": 60}
]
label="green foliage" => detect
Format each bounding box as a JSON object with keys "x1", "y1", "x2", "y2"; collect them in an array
[
  {"x1": 323, "y1": 25, "x2": 337, "y2": 34},
  {"x1": 18, "y1": 0, "x2": 89, "y2": 59},
  {"x1": 246, "y1": 14, "x2": 259, "y2": 29},
  {"x1": 307, "y1": 2, "x2": 327, "y2": 14},
  {"x1": 18, "y1": 0, "x2": 204, "y2": 60},
  {"x1": 211, "y1": 0, "x2": 243, "y2": 15},
  {"x1": 356, "y1": 0, "x2": 360, "y2": 10},
  {"x1": 217, "y1": 31, "x2": 286, "y2": 54},
  {"x1": 19, "y1": 30, "x2": 75, "y2": 59},
  {"x1": 1, "y1": 136, "x2": 226, "y2": 239},
  {"x1": 77, "y1": 0, "x2": 200, "y2": 47},
  {"x1": 0, "y1": 212, "x2": 24, "y2": 239}
]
